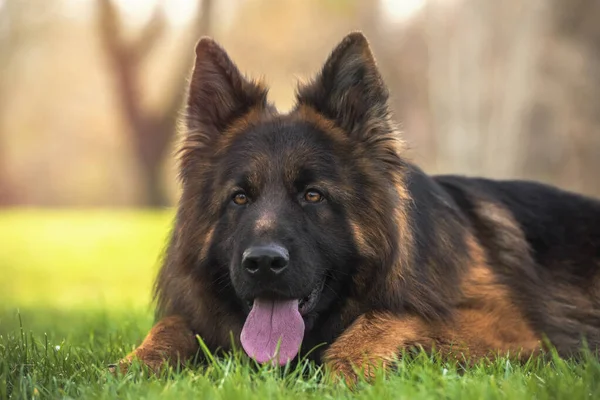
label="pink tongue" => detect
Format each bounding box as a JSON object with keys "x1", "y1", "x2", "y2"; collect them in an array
[{"x1": 240, "y1": 298, "x2": 305, "y2": 366}]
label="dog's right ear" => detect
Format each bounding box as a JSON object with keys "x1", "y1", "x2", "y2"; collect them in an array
[{"x1": 185, "y1": 38, "x2": 268, "y2": 145}]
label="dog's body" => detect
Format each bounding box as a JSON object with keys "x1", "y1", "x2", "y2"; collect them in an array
[{"x1": 115, "y1": 33, "x2": 600, "y2": 383}]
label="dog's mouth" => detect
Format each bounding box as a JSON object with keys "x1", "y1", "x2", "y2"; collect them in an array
[
  {"x1": 243, "y1": 276, "x2": 325, "y2": 317},
  {"x1": 298, "y1": 277, "x2": 325, "y2": 315},
  {"x1": 240, "y1": 277, "x2": 326, "y2": 366}
]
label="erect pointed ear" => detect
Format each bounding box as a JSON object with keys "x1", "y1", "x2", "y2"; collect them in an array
[
  {"x1": 185, "y1": 37, "x2": 268, "y2": 145},
  {"x1": 295, "y1": 32, "x2": 391, "y2": 140}
]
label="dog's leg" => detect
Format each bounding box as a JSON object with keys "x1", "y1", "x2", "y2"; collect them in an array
[
  {"x1": 109, "y1": 315, "x2": 199, "y2": 375},
  {"x1": 324, "y1": 310, "x2": 541, "y2": 386},
  {"x1": 323, "y1": 312, "x2": 434, "y2": 385}
]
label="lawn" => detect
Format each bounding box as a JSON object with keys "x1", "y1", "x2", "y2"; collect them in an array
[{"x1": 1, "y1": 210, "x2": 599, "y2": 399}]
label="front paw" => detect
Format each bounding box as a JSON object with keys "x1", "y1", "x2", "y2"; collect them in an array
[
  {"x1": 326, "y1": 357, "x2": 389, "y2": 388},
  {"x1": 107, "y1": 359, "x2": 132, "y2": 375},
  {"x1": 108, "y1": 352, "x2": 168, "y2": 376},
  {"x1": 108, "y1": 315, "x2": 199, "y2": 377},
  {"x1": 326, "y1": 359, "x2": 360, "y2": 388}
]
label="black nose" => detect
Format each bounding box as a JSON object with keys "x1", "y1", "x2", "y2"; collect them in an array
[{"x1": 242, "y1": 244, "x2": 289, "y2": 276}]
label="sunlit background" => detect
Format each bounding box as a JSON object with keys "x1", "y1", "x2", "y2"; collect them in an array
[{"x1": 1, "y1": 0, "x2": 599, "y2": 310}]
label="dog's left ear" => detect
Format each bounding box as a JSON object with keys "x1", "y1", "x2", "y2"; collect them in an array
[{"x1": 295, "y1": 32, "x2": 391, "y2": 140}]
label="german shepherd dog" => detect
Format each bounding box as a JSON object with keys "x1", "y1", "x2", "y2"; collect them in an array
[{"x1": 112, "y1": 32, "x2": 600, "y2": 383}]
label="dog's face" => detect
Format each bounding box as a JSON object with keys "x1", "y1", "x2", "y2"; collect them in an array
[
  {"x1": 216, "y1": 119, "x2": 358, "y2": 313},
  {"x1": 179, "y1": 33, "x2": 404, "y2": 364}
]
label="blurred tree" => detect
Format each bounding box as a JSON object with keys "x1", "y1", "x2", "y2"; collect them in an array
[
  {"x1": 0, "y1": 0, "x2": 16, "y2": 205},
  {"x1": 363, "y1": 0, "x2": 599, "y2": 196},
  {"x1": 525, "y1": 0, "x2": 600, "y2": 195},
  {"x1": 425, "y1": 0, "x2": 548, "y2": 178},
  {"x1": 97, "y1": 0, "x2": 212, "y2": 207},
  {"x1": 0, "y1": 0, "x2": 58, "y2": 205}
]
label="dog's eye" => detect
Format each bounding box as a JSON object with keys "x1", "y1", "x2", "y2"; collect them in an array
[
  {"x1": 304, "y1": 189, "x2": 323, "y2": 203},
  {"x1": 232, "y1": 191, "x2": 249, "y2": 206}
]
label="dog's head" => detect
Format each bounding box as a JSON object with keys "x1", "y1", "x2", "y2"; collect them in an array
[{"x1": 176, "y1": 32, "x2": 407, "y2": 365}]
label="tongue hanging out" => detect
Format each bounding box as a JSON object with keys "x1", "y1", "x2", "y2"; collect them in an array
[{"x1": 240, "y1": 298, "x2": 305, "y2": 365}]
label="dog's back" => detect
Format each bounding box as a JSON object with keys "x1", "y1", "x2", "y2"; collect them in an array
[{"x1": 436, "y1": 175, "x2": 600, "y2": 354}]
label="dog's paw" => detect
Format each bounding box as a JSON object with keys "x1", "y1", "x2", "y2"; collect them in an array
[
  {"x1": 326, "y1": 360, "x2": 360, "y2": 388},
  {"x1": 107, "y1": 360, "x2": 130, "y2": 375},
  {"x1": 107, "y1": 354, "x2": 166, "y2": 376},
  {"x1": 325, "y1": 357, "x2": 390, "y2": 389}
]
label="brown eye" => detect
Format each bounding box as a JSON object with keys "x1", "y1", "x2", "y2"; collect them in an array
[
  {"x1": 304, "y1": 189, "x2": 323, "y2": 203},
  {"x1": 232, "y1": 192, "x2": 248, "y2": 206}
]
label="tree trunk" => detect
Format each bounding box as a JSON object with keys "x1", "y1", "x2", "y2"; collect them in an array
[
  {"x1": 133, "y1": 121, "x2": 174, "y2": 208},
  {"x1": 139, "y1": 159, "x2": 169, "y2": 208},
  {"x1": 97, "y1": 0, "x2": 211, "y2": 207}
]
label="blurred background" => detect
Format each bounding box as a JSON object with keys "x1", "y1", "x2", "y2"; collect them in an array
[
  {"x1": 1, "y1": 0, "x2": 600, "y2": 209},
  {"x1": 1, "y1": 0, "x2": 599, "y2": 311}
]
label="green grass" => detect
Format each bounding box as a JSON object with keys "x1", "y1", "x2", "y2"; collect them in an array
[{"x1": 1, "y1": 209, "x2": 600, "y2": 399}]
